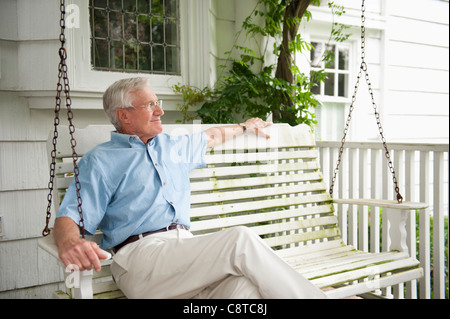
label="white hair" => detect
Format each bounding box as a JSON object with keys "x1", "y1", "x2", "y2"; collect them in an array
[{"x1": 103, "y1": 77, "x2": 151, "y2": 130}]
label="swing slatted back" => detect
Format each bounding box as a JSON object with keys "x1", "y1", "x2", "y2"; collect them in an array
[{"x1": 185, "y1": 124, "x2": 340, "y2": 251}]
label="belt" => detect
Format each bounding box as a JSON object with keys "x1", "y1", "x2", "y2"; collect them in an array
[{"x1": 112, "y1": 224, "x2": 189, "y2": 253}]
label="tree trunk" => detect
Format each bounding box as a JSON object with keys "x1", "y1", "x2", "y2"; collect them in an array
[{"x1": 273, "y1": 0, "x2": 311, "y2": 123}]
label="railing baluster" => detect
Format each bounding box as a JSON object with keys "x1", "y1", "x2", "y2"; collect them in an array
[
  {"x1": 405, "y1": 150, "x2": 417, "y2": 298},
  {"x1": 433, "y1": 151, "x2": 445, "y2": 299},
  {"x1": 419, "y1": 150, "x2": 431, "y2": 299},
  {"x1": 348, "y1": 148, "x2": 358, "y2": 248},
  {"x1": 359, "y1": 148, "x2": 369, "y2": 252},
  {"x1": 370, "y1": 148, "x2": 381, "y2": 253},
  {"x1": 338, "y1": 148, "x2": 347, "y2": 244}
]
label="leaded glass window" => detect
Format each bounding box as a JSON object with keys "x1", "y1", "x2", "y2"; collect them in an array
[{"x1": 89, "y1": 0, "x2": 180, "y2": 74}]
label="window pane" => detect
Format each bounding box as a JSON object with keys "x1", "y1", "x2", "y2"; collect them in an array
[
  {"x1": 338, "y1": 74, "x2": 348, "y2": 97},
  {"x1": 111, "y1": 41, "x2": 123, "y2": 69},
  {"x1": 152, "y1": 16, "x2": 164, "y2": 44},
  {"x1": 93, "y1": 39, "x2": 109, "y2": 68},
  {"x1": 325, "y1": 44, "x2": 335, "y2": 69},
  {"x1": 315, "y1": 103, "x2": 345, "y2": 140},
  {"x1": 125, "y1": 44, "x2": 138, "y2": 70},
  {"x1": 165, "y1": 0, "x2": 177, "y2": 18},
  {"x1": 139, "y1": 44, "x2": 151, "y2": 70},
  {"x1": 152, "y1": 45, "x2": 164, "y2": 72},
  {"x1": 109, "y1": 0, "x2": 122, "y2": 11},
  {"x1": 339, "y1": 48, "x2": 349, "y2": 70},
  {"x1": 138, "y1": 0, "x2": 150, "y2": 13},
  {"x1": 152, "y1": 0, "x2": 164, "y2": 16},
  {"x1": 92, "y1": 0, "x2": 107, "y2": 9},
  {"x1": 165, "y1": 18, "x2": 178, "y2": 45},
  {"x1": 311, "y1": 42, "x2": 324, "y2": 67},
  {"x1": 124, "y1": 0, "x2": 136, "y2": 12},
  {"x1": 93, "y1": 9, "x2": 108, "y2": 38},
  {"x1": 109, "y1": 11, "x2": 123, "y2": 40},
  {"x1": 310, "y1": 70, "x2": 321, "y2": 95},
  {"x1": 324, "y1": 73, "x2": 335, "y2": 96},
  {"x1": 124, "y1": 13, "x2": 137, "y2": 41},
  {"x1": 138, "y1": 15, "x2": 151, "y2": 42},
  {"x1": 166, "y1": 46, "x2": 179, "y2": 73}
]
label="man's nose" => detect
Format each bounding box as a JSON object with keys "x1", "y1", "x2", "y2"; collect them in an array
[{"x1": 155, "y1": 103, "x2": 164, "y2": 116}]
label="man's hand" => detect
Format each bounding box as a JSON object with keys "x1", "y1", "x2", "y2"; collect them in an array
[
  {"x1": 242, "y1": 117, "x2": 272, "y2": 139},
  {"x1": 54, "y1": 217, "x2": 109, "y2": 272},
  {"x1": 205, "y1": 117, "x2": 272, "y2": 148},
  {"x1": 58, "y1": 238, "x2": 109, "y2": 272}
]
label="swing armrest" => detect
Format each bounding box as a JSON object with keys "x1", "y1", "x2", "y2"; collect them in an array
[
  {"x1": 38, "y1": 232, "x2": 112, "y2": 263},
  {"x1": 331, "y1": 198, "x2": 428, "y2": 210},
  {"x1": 38, "y1": 233, "x2": 61, "y2": 260},
  {"x1": 331, "y1": 198, "x2": 428, "y2": 254},
  {"x1": 38, "y1": 232, "x2": 112, "y2": 299}
]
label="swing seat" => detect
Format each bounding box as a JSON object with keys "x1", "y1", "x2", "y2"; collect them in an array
[{"x1": 38, "y1": 123, "x2": 426, "y2": 299}]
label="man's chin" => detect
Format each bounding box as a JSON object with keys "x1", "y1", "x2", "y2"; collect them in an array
[{"x1": 151, "y1": 124, "x2": 163, "y2": 135}]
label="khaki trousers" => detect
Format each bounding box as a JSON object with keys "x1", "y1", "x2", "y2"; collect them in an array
[{"x1": 110, "y1": 226, "x2": 328, "y2": 299}]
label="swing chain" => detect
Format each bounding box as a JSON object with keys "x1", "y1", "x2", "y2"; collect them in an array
[
  {"x1": 329, "y1": 0, "x2": 403, "y2": 204},
  {"x1": 43, "y1": 0, "x2": 85, "y2": 237}
]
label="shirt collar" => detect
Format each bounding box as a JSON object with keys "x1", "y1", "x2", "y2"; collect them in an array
[{"x1": 110, "y1": 131, "x2": 146, "y2": 148}]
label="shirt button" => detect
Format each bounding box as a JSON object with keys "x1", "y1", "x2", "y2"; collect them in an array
[
  {"x1": 163, "y1": 182, "x2": 167, "y2": 186},
  {"x1": 155, "y1": 163, "x2": 158, "y2": 166},
  {"x1": 170, "y1": 201, "x2": 174, "y2": 205}
]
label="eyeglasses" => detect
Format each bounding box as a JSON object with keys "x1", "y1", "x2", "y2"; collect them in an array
[
  {"x1": 130, "y1": 100, "x2": 163, "y2": 112},
  {"x1": 145, "y1": 100, "x2": 163, "y2": 110}
]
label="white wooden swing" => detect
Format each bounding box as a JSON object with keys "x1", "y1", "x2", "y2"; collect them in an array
[{"x1": 38, "y1": 0, "x2": 427, "y2": 299}]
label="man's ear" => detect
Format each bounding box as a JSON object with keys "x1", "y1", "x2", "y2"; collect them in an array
[{"x1": 116, "y1": 108, "x2": 130, "y2": 125}]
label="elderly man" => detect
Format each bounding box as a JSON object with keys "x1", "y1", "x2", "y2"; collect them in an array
[{"x1": 54, "y1": 77, "x2": 327, "y2": 299}]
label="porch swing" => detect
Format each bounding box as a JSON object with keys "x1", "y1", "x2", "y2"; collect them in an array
[{"x1": 38, "y1": 0, "x2": 427, "y2": 299}]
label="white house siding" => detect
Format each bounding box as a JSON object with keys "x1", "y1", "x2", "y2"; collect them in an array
[
  {"x1": 0, "y1": 0, "x2": 58, "y2": 297},
  {"x1": 306, "y1": 0, "x2": 449, "y2": 143},
  {"x1": 384, "y1": 0, "x2": 449, "y2": 143},
  {"x1": 209, "y1": 0, "x2": 266, "y2": 85},
  {"x1": 209, "y1": 0, "x2": 236, "y2": 81},
  {"x1": 0, "y1": 0, "x2": 448, "y2": 298}
]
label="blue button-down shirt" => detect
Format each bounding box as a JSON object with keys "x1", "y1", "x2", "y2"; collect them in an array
[{"x1": 56, "y1": 131, "x2": 207, "y2": 249}]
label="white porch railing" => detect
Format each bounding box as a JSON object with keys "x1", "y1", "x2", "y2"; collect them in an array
[{"x1": 317, "y1": 140, "x2": 449, "y2": 299}]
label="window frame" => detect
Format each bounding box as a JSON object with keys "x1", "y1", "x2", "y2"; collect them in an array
[
  {"x1": 308, "y1": 38, "x2": 355, "y2": 140},
  {"x1": 310, "y1": 39, "x2": 353, "y2": 103},
  {"x1": 88, "y1": 0, "x2": 181, "y2": 75},
  {"x1": 65, "y1": 0, "x2": 210, "y2": 101}
]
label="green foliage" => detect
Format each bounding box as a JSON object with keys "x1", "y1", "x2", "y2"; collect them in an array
[
  {"x1": 195, "y1": 62, "x2": 318, "y2": 126},
  {"x1": 172, "y1": 84, "x2": 213, "y2": 123},
  {"x1": 173, "y1": 0, "x2": 350, "y2": 125},
  {"x1": 327, "y1": 2, "x2": 351, "y2": 50}
]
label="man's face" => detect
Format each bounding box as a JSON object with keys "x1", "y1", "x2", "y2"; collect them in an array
[{"x1": 121, "y1": 86, "x2": 164, "y2": 142}]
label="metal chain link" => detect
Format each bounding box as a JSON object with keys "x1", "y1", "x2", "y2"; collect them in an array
[
  {"x1": 43, "y1": 0, "x2": 85, "y2": 237},
  {"x1": 329, "y1": 0, "x2": 403, "y2": 204}
]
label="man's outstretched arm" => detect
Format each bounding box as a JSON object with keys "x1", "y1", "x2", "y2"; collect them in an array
[{"x1": 204, "y1": 117, "x2": 272, "y2": 148}]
